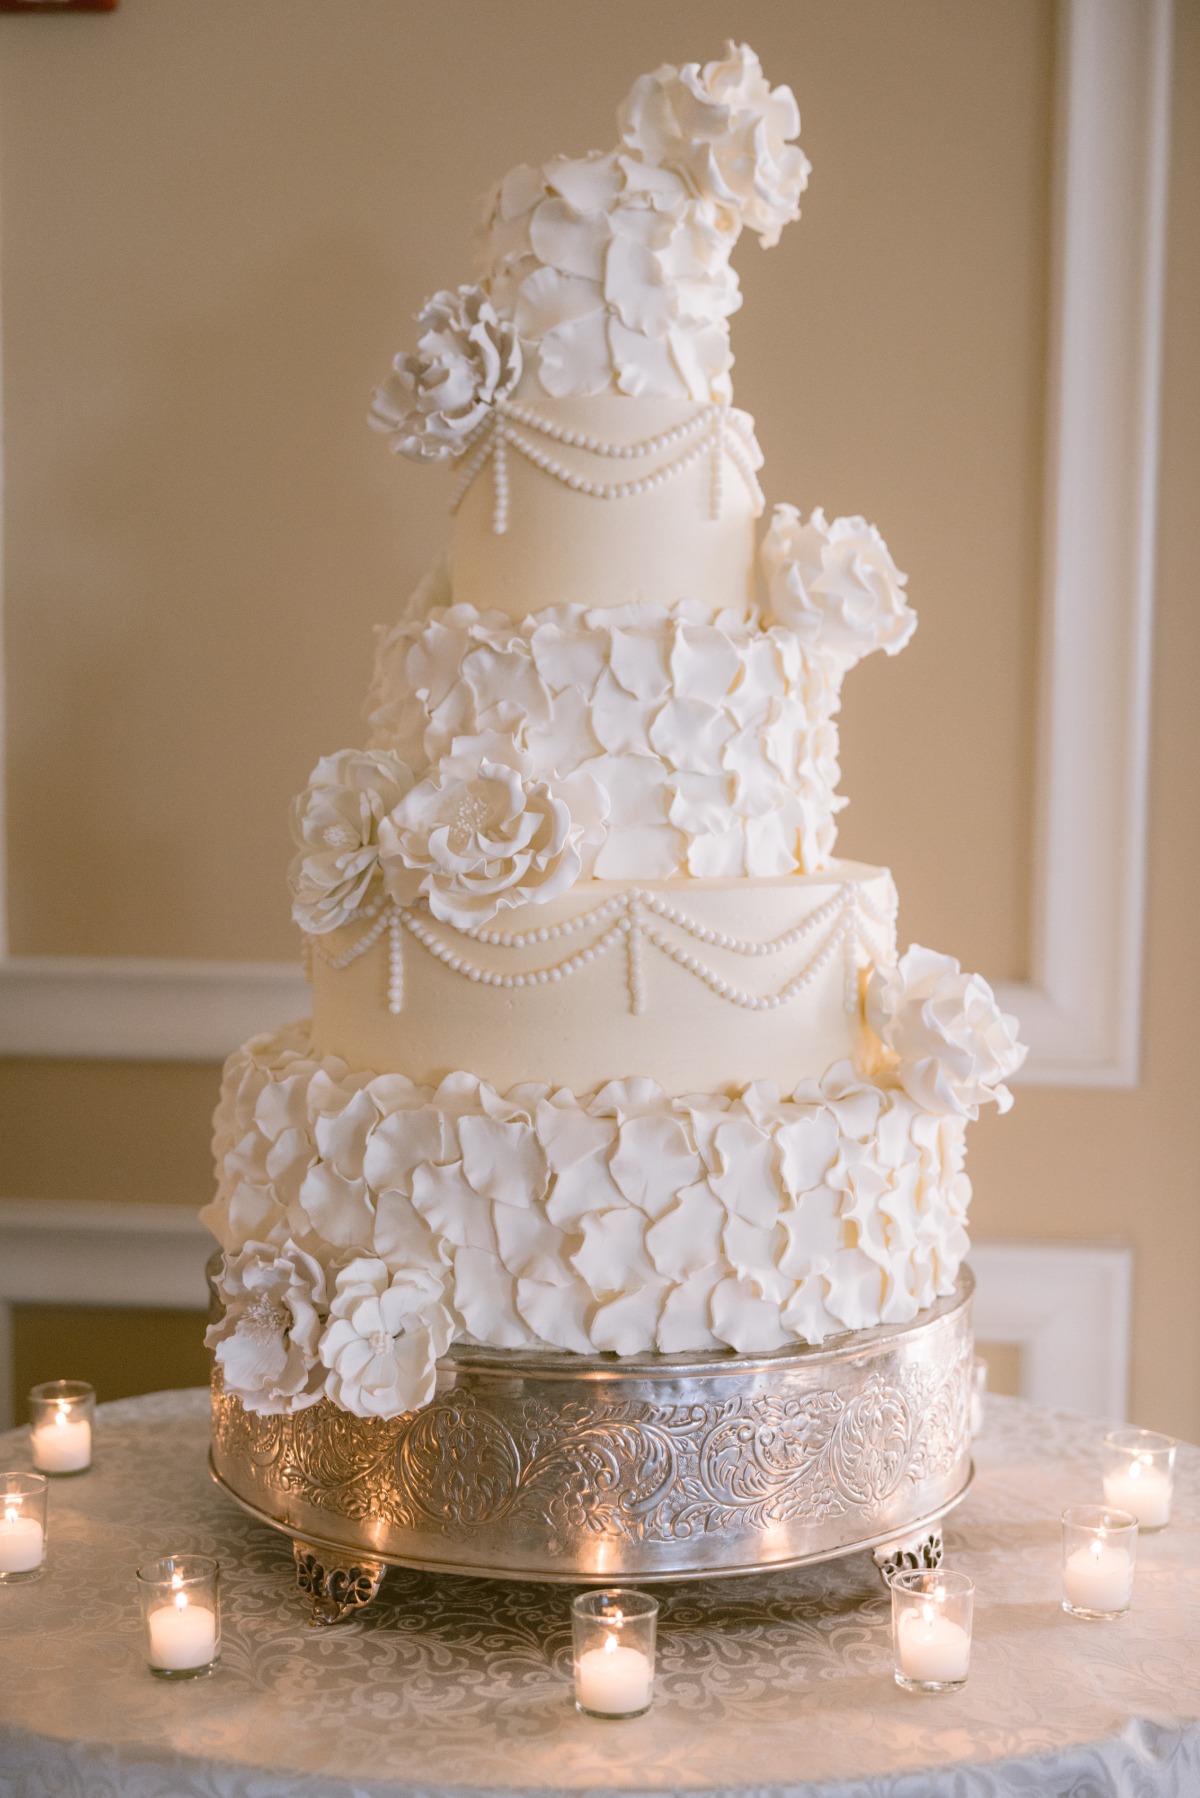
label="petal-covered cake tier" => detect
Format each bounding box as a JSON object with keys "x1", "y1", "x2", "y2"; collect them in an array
[{"x1": 205, "y1": 43, "x2": 1025, "y2": 1426}]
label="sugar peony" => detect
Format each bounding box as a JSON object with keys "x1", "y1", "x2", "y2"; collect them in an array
[
  {"x1": 289, "y1": 749, "x2": 414, "y2": 934},
  {"x1": 761, "y1": 505, "x2": 916, "y2": 668},
  {"x1": 618, "y1": 42, "x2": 810, "y2": 247},
  {"x1": 319, "y1": 1256, "x2": 453, "y2": 1418},
  {"x1": 867, "y1": 946, "x2": 1027, "y2": 1120},
  {"x1": 370, "y1": 285, "x2": 521, "y2": 462},
  {"x1": 378, "y1": 745, "x2": 581, "y2": 928},
  {"x1": 206, "y1": 1240, "x2": 327, "y2": 1414}
]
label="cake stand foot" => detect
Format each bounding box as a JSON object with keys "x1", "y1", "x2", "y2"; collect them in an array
[
  {"x1": 292, "y1": 1541, "x2": 385, "y2": 1626},
  {"x1": 873, "y1": 1527, "x2": 944, "y2": 1587}
]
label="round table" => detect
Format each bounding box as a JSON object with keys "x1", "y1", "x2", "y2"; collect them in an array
[{"x1": 1, "y1": 1391, "x2": 1198, "y2": 1797}]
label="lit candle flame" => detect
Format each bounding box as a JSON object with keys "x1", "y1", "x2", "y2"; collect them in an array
[
  {"x1": 1129, "y1": 1459, "x2": 1143, "y2": 1480},
  {"x1": 3, "y1": 1502, "x2": 18, "y2": 1527},
  {"x1": 174, "y1": 1589, "x2": 189, "y2": 1613},
  {"x1": 1089, "y1": 1537, "x2": 1103, "y2": 1561},
  {"x1": 603, "y1": 1632, "x2": 618, "y2": 1656},
  {"x1": 55, "y1": 1403, "x2": 70, "y2": 1429}
]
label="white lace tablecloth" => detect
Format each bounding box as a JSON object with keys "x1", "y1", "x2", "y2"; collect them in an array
[{"x1": 1, "y1": 1390, "x2": 1198, "y2": 1798}]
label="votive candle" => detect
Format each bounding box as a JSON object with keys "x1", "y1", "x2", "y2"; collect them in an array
[
  {"x1": 1102, "y1": 1429, "x2": 1175, "y2": 1530},
  {"x1": 29, "y1": 1382, "x2": 94, "y2": 1476},
  {"x1": 136, "y1": 1556, "x2": 220, "y2": 1678},
  {"x1": 0, "y1": 1474, "x2": 48, "y2": 1583},
  {"x1": 572, "y1": 1588, "x2": 657, "y2": 1718},
  {"x1": 1062, "y1": 1506, "x2": 1137, "y2": 1618},
  {"x1": 890, "y1": 1569, "x2": 974, "y2": 1691}
]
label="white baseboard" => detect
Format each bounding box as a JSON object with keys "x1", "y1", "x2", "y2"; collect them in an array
[{"x1": 0, "y1": 1199, "x2": 213, "y2": 1431}]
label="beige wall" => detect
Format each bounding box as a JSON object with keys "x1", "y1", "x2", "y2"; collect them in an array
[{"x1": 1, "y1": 2, "x2": 1196, "y2": 1434}]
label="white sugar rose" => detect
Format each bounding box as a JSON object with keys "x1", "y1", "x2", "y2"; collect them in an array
[
  {"x1": 320, "y1": 1256, "x2": 453, "y2": 1418},
  {"x1": 206, "y1": 1239, "x2": 327, "y2": 1415},
  {"x1": 289, "y1": 749, "x2": 414, "y2": 934},
  {"x1": 762, "y1": 505, "x2": 916, "y2": 667},
  {"x1": 377, "y1": 746, "x2": 582, "y2": 929},
  {"x1": 619, "y1": 42, "x2": 809, "y2": 247},
  {"x1": 867, "y1": 946, "x2": 1028, "y2": 1120},
  {"x1": 369, "y1": 285, "x2": 521, "y2": 462}
]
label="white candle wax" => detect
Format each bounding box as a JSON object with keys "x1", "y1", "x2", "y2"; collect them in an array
[
  {"x1": 0, "y1": 1511, "x2": 45, "y2": 1573},
  {"x1": 1104, "y1": 1460, "x2": 1172, "y2": 1528},
  {"x1": 1063, "y1": 1537, "x2": 1134, "y2": 1613},
  {"x1": 896, "y1": 1605, "x2": 971, "y2": 1683},
  {"x1": 32, "y1": 1411, "x2": 92, "y2": 1474},
  {"x1": 576, "y1": 1633, "x2": 652, "y2": 1715},
  {"x1": 148, "y1": 1594, "x2": 218, "y2": 1670}
]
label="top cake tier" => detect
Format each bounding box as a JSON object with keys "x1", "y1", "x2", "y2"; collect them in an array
[
  {"x1": 372, "y1": 45, "x2": 808, "y2": 620},
  {"x1": 371, "y1": 46, "x2": 809, "y2": 461}
]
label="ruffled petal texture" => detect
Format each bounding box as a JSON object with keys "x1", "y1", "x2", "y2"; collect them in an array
[{"x1": 207, "y1": 1027, "x2": 977, "y2": 1417}]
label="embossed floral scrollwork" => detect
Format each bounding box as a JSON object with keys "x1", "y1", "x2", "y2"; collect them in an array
[
  {"x1": 828, "y1": 1379, "x2": 912, "y2": 1509},
  {"x1": 398, "y1": 1398, "x2": 521, "y2": 1529}
]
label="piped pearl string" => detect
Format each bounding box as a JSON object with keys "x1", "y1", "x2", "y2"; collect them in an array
[
  {"x1": 496, "y1": 399, "x2": 719, "y2": 458},
  {"x1": 307, "y1": 904, "x2": 388, "y2": 971},
  {"x1": 491, "y1": 429, "x2": 510, "y2": 535},
  {"x1": 398, "y1": 905, "x2": 628, "y2": 987},
  {"x1": 644, "y1": 917, "x2": 850, "y2": 1012},
  {"x1": 449, "y1": 403, "x2": 766, "y2": 532},
  {"x1": 628, "y1": 892, "x2": 647, "y2": 1016},
  {"x1": 314, "y1": 882, "x2": 888, "y2": 1017},
  {"x1": 635, "y1": 887, "x2": 845, "y2": 955},
  {"x1": 386, "y1": 911, "x2": 404, "y2": 1015},
  {"x1": 857, "y1": 884, "x2": 899, "y2": 929}
]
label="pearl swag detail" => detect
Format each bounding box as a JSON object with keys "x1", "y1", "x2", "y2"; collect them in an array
[
  {"x1": 450, "y1": 400, "x2": 766, "y2": 536},
  {"x1": 305, "y1": 880, "x2": 897, "y2": 1020}
]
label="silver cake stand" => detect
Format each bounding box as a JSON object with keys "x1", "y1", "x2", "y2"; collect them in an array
[{"x1": 209, "y1": 1269, "x2": 974, "y2": 1622}]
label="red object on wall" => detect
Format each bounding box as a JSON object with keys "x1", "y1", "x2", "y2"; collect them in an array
[{"x1": 0, "y1": 1, "x2": 118, "y2": 12}]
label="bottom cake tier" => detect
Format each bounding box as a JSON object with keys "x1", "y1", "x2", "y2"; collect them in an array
[
  {"x1": 209, "y1": 1271, "x2": 974, "y2": 1591},
  {"x1": 204, "y1": 1021, "x2": 972, "y2": 1383}
]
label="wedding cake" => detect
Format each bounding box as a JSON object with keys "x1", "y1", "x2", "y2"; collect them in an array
[{"x1": 204, "y1": 44, "x2": 1025, "y2": 1436}]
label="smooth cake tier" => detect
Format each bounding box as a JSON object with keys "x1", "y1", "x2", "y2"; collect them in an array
[
  {"x1": 309, "y1": 864, "x2": 897, "y2": 1092},
  {"x1": 450, "y1": 396, "x2": 762, "y2": 619}
]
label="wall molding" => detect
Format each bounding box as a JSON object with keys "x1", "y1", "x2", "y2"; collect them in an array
[
  {"x1": 970, "y1": 1239, "x2": 1132, "y2": 1420},
  {"x1": 0, "y1": 1202, "x2": 1132, "y2": 1433},
  {"x1": 0, "y1": 1199, "x2": 213, "y2": 1431},
  {"x1": 0, "y1": 0, "x2": 1173, "y2": 1079}
]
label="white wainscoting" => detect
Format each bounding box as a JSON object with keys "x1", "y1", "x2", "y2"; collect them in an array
[
  {"x1": 0, "y1": 0, "x2": 1174, "y2": 1085},
  {"x1": 0, "y1": 1201, "x2": 1132, "y2": 1432},
  {"x1": 0, "y1": 1200, "x2": 213, "y2": 1432},
  {"x1": 970, "y1": 1240, "x2": 1132, "y2": 1420}
]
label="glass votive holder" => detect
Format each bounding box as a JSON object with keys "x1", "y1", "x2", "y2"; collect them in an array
[
  {"x1": 890, "y1": 1569, "x2": 974, "y2": 1691},
  {"x1": 0, "y1": 1473, "x2": 48, "y2": 1584},
  {"x1": 572, "y1": 1588, "x2": 657, "y2": 1718},
  {"x1": 969, "y1": 1356, "x2": 988, "y2": 1438},
  {"x1": 1102, "y1": 1428, "x2": 1176, "y2": 1530},
  {"x1": 29, "y1": 1381, "x2": 95, "y2": 1476},
  {"x1": 136, "y1": 1555, "x2": 221, "y2": 1678},
  {"x1": 1061, "y1": 1506, "x2": 1137, "y2": 1619}
]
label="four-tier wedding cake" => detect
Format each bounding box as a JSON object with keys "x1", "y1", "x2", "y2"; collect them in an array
[{"x1": 204, "y1": 44, "x2": 1025, "y2": 1434}]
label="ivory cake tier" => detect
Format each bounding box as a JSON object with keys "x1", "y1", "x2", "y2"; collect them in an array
[
  {"x1": 450, "y1": 396, "x2": 762, "y2": 620},
  {"x1": 309, "y1": 865, "x2": 896, "y2": 1091}
]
